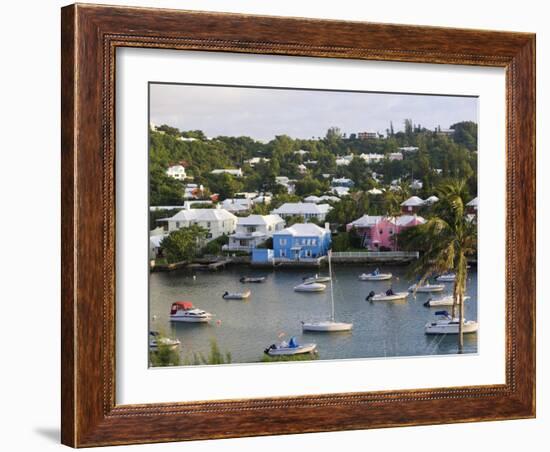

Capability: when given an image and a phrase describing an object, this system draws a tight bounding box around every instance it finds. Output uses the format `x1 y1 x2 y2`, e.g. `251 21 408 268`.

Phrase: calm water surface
149 264 478 365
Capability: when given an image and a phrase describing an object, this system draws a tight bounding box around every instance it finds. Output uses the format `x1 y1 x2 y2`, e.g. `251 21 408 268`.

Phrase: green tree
398 180 477 350
161 225 208 263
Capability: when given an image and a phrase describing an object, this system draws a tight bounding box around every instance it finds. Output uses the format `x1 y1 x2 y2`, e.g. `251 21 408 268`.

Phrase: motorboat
264 336 317 356
408 283 445 293
425 310 479 334
169 301 212 323
365 289 408 302
303 274 332 284
435 273 456 283
240 276 266 283
294 282 326 292
149 331 180 350
302 320 352 332
222 290 251 300
423 295 471 307
302 251 353 332
358 268 392 281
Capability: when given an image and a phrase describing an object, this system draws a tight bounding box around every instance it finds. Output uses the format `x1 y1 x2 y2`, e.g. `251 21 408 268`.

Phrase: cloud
150 83 477 141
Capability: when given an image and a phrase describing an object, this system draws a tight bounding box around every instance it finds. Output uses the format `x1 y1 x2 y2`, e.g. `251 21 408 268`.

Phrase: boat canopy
172 301 194 310
434 310 450 316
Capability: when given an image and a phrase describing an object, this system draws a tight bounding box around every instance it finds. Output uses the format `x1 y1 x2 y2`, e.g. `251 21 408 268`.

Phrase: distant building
335 155 354 166
347 214 426 251
157 205 237 240
359 153 384 163
211 168 243 177
297 164 308 174
410 179 424 190
367 188 384 195
275 176 295 194
388 152 403 161
244 157 270 167
166 164 187 180
178 136 197 142
331 186 350 197
357 131 379 140
400 196 425 214
271 202 331 222
331 177 354 188
220 198 254 213
272 223 332 260
226 214 285 252
183 183 204 199
293 149 309 156
399 146 419 153
436 128 454 137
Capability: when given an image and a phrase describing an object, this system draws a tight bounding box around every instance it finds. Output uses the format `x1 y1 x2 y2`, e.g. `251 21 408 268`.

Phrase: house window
280 239 287 246
379 230 383 234
312 239 317 246
207 222 211 228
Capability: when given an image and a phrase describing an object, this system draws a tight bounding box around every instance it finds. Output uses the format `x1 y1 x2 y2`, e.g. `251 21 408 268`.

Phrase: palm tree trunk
458 292 464 352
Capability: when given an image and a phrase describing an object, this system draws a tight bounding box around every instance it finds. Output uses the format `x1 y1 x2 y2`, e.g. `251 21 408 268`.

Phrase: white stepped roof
237 214 284 226
162 208 237 222
401 196 425 207
275 223 328 237
272 203 331 215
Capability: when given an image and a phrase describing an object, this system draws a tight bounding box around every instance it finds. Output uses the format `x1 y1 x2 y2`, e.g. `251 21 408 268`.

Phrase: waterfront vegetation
261 353 319 363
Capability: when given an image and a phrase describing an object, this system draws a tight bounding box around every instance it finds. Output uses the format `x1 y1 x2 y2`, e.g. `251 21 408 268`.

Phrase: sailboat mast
328 250 335 321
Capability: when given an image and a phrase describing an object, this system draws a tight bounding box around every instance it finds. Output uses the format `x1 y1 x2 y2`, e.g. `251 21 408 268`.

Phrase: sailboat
302 251 353 332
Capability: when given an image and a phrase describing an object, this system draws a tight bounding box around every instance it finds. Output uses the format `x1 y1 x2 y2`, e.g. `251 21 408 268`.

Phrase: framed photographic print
61 4 536 447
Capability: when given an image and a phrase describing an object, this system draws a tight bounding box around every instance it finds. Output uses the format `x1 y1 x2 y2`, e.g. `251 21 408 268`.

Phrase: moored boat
149 331 181 350
303 274 331 284
169 301 212 323
424 310 478 334
358 268 392 281
264 336 317 356
423 295 471 307
435 273 456 282
365 289 408 302
222 290 251 300
294 282 326 292
240 276 266 283
408 283 445 293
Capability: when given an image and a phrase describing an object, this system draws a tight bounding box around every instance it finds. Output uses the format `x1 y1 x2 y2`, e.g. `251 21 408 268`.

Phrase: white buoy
193 275 197 280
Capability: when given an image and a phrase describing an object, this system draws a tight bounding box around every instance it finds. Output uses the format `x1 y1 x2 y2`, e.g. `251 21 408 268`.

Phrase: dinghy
358 268 392 281
425 310 478 334
423 295 471 307
294 282 326 292
303 274 332 284
408 283 445 293
240 276 266 283
365 289 408 302
264 336 317 356
222 290 251 300
435 273 456 282
302 251 353 332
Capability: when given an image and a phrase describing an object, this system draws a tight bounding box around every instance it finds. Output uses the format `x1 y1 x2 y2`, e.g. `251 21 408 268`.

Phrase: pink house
347 214 426 251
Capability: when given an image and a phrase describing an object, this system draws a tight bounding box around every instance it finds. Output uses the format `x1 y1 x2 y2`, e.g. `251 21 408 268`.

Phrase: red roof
172 301 194 310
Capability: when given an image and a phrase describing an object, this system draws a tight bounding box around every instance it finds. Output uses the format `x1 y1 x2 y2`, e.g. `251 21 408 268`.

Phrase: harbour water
149 264 478 365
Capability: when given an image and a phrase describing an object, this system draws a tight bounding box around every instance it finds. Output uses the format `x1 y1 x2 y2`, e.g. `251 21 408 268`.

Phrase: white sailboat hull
294 283 326 292
425 295 471 307
302 321 353 332
425 319 478 334
368 292 408 301
170 314 211 323
409 284 445 293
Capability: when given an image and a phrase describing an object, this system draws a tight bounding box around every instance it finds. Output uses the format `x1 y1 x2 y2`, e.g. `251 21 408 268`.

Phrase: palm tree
398 180 477 350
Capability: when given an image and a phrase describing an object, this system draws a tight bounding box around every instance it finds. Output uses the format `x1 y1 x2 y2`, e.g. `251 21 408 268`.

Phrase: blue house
273 223 331 260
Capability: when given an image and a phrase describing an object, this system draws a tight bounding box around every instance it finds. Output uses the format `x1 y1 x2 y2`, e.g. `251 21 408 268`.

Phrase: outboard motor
366 290 375 301
424 298 432 307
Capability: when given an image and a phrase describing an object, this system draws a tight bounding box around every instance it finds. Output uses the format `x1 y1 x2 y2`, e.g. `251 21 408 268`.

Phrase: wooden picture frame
61 3 535 447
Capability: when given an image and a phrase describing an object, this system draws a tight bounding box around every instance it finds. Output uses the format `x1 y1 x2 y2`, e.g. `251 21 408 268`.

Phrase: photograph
148 83 479 367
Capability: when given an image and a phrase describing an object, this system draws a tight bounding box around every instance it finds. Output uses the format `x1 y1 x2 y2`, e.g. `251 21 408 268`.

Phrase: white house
297 164 308 174
388 152 403 161
158 205 238 240
331 186 350 197
359 153 385 163
183 183 204 199
410 179 424 190
211 168 243 177
335 155 353 166
275 176 296 194
220 198 254 213
293 149 309 156
399 146 419 153
244 157 270 167
271 203 331 222
226 214 285 251
178 136 197 142
166 165 187 180
401 196 425 213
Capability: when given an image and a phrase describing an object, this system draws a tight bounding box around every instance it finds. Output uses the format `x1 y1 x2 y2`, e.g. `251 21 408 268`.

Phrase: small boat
365 290 408 302
423 295 471 307
358 268 392 281
222 290 251 300
149 331 180 350
424 311 479 334
408 283 446 293
240 276 266 283
302 320 352 332
303 274 332 284
294 282 326 292
264 336 317 356
435 273 456 282
169 301 212 323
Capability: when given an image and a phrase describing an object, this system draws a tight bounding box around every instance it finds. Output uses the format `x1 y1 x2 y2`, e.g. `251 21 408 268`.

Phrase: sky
150 83 478 142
